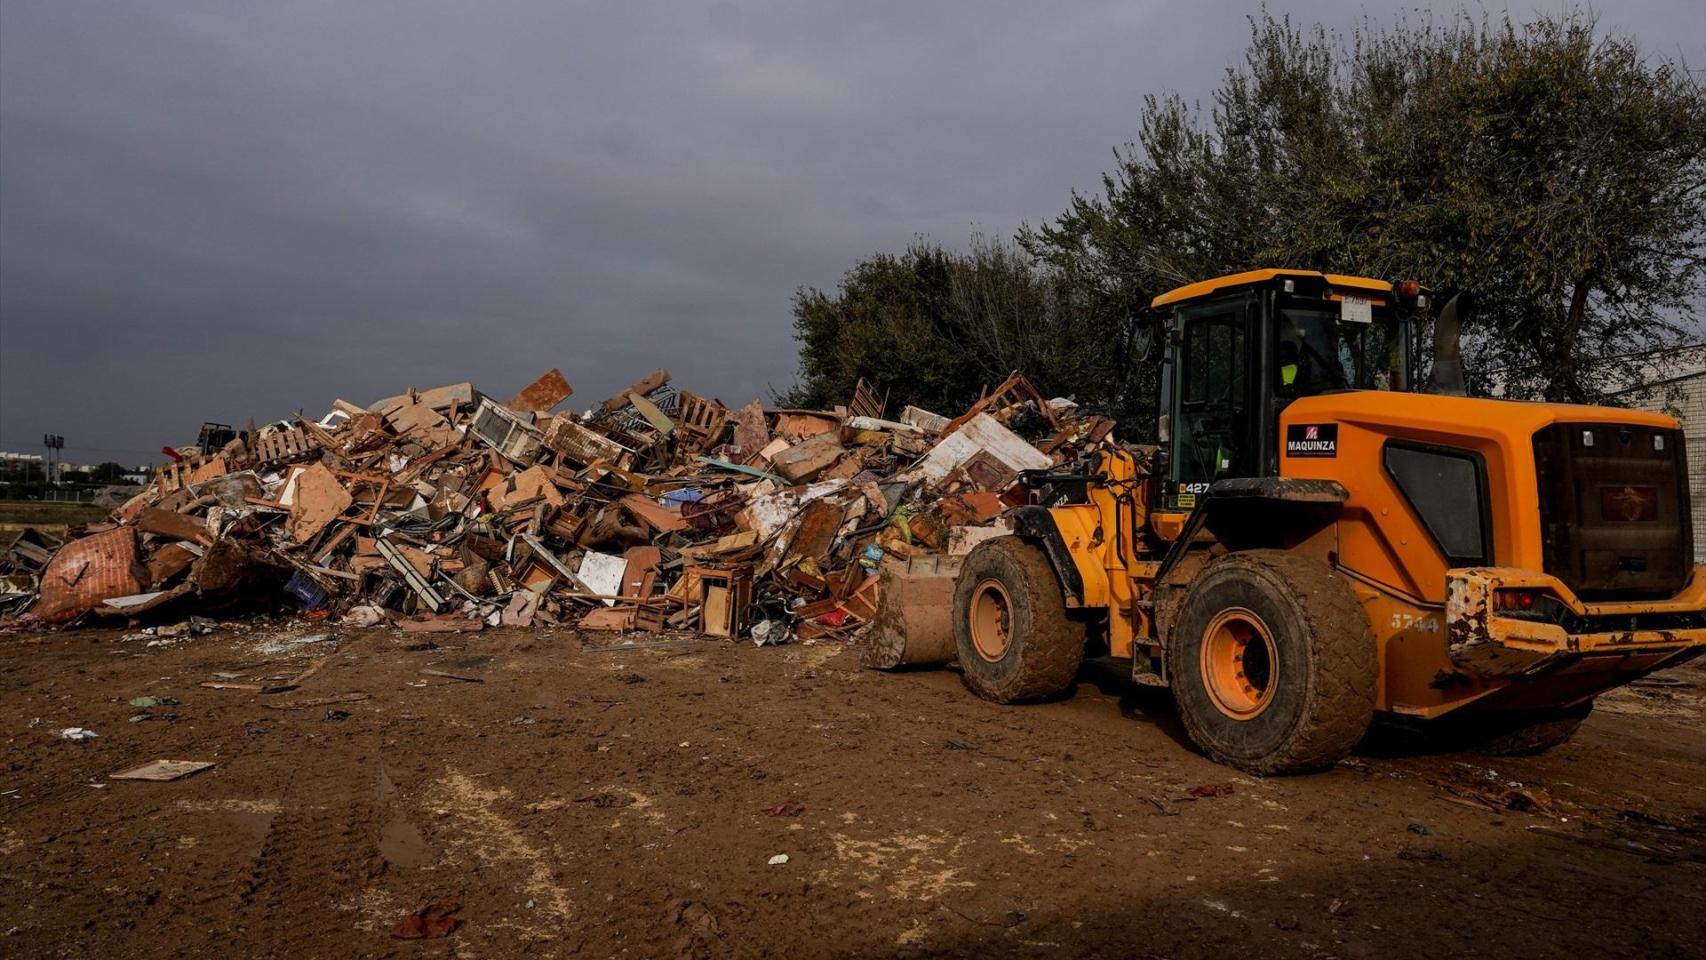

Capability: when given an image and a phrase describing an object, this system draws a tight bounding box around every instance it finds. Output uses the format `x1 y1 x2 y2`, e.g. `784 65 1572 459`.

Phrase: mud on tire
952 536 1085 703
1168 550 1376 775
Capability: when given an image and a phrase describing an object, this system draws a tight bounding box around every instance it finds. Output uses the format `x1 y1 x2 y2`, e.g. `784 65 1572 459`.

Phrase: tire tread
1171 549 1377 774
954 537 1084 702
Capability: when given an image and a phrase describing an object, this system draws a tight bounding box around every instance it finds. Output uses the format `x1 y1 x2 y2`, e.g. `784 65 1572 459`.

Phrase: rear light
1494 589 1541 612
1397 279 1422 298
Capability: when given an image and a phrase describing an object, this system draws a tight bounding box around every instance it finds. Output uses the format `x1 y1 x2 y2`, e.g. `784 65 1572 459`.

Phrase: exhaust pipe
1428 293 1468 396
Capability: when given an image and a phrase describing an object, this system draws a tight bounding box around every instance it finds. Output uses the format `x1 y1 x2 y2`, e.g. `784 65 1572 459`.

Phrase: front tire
1169 550 1376 774
952 537 1084 703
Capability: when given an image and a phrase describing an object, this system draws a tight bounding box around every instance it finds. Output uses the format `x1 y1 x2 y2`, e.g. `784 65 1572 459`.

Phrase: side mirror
1428 293 1468 396
1132 312 1157 361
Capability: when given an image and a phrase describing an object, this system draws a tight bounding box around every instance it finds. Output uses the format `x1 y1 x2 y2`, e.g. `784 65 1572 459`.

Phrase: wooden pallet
675 390 729 453
152 454 224 496
251 425 320 464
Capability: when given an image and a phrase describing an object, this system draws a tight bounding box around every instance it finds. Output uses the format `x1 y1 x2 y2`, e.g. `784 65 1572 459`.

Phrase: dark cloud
2 1 1698 464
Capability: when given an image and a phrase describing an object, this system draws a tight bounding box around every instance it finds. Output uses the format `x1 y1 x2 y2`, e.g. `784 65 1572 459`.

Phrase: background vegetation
782 12 1706 438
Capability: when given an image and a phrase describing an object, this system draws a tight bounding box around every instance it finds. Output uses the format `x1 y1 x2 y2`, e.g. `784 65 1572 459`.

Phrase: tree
791 12 1699 427
789 12 1705 430
1364 15 1706 402
91 462 133 484
780 236 1151 422
1021 12 1706 407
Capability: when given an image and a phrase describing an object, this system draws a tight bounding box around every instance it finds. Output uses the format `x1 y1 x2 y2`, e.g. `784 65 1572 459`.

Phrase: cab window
1171 305 1253 499
1274 297 1406 399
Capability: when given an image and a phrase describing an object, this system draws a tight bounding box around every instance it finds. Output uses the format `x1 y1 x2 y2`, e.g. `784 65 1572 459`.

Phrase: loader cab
1154 270 1416 511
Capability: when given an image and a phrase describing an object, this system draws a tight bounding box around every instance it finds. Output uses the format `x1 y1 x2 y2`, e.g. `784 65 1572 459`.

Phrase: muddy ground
1 624 1702 960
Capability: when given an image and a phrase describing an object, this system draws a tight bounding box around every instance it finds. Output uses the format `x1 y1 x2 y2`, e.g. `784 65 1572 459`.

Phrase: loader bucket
861 554 963 669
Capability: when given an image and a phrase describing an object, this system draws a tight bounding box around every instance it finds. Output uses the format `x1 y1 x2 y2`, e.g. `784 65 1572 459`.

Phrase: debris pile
1 368 1119 643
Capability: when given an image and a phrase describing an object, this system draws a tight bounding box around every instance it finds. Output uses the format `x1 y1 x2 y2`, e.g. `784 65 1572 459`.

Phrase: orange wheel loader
918 269 1705 774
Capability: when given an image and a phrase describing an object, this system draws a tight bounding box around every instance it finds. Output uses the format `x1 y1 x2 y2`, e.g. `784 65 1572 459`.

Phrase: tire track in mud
223 742 387 957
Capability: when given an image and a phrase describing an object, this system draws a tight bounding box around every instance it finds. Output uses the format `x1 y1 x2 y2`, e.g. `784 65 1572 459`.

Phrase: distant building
0 452 48 481
1 453 152 487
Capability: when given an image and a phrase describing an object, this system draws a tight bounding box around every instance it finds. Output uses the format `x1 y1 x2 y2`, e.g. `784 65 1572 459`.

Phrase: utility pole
42 434 64 490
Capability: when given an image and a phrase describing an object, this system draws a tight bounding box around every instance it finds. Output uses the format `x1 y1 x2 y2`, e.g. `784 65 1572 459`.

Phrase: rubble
0 367 1120 646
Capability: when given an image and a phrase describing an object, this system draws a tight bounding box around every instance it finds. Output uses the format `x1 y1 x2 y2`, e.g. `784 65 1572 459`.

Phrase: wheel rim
968 579 1013 662
1199 607 1278 720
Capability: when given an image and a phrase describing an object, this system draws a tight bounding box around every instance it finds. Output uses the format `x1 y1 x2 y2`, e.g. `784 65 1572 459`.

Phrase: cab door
1165 297 1258 510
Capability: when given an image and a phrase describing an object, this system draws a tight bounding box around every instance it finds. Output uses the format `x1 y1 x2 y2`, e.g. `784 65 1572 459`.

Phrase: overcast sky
2 1 1701 466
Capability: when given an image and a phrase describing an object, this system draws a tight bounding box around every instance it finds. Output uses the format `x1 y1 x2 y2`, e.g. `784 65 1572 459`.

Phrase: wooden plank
421 669 483 683
304 563 360 582
620 494 688 533
261 692 371 711
784 499 844 564
702 584 731 638
600 369 670 412
136 507 213 545
297 417 343 454
506 368 573 413
110 760 216 782
287 464 353 543
146 542 198 585
936 371 1059 441
627 391 676 435
580 607 637 631
770 431 843 483
621 546 661 598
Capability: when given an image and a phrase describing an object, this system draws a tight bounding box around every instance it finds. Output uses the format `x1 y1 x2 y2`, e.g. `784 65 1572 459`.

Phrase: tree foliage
778 236 1148 420
90 462 134 483
786 11 1706 431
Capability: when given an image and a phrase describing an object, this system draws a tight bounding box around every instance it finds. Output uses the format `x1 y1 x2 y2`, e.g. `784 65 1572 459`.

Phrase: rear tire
1457 702 1593 756
1168 550 1376 775
952 537 1084 703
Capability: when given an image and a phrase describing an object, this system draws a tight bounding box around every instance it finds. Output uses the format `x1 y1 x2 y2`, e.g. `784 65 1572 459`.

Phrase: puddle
227 809 276 860
377 768 431 869
380 815 430 869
